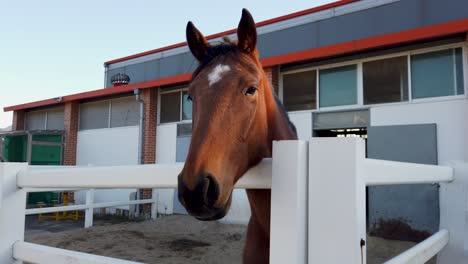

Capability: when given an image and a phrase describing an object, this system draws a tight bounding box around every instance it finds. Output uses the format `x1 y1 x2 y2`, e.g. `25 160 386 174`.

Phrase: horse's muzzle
177 172 230 220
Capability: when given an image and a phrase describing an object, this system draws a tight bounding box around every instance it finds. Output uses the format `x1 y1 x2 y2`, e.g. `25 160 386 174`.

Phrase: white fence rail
13 241 143 264
1 138 466 264
19 160 272 228
384 229 449 264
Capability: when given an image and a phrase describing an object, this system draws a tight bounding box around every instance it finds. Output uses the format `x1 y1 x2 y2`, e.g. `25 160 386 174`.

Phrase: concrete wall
465 101 468 162
75 126 139 212
155 124 177 215
368 98 467 237
289 112 313 140
219 190 251 225
370 99 467 164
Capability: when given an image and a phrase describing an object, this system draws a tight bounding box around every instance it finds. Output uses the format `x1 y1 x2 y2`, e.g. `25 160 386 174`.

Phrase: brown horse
177 9 297 263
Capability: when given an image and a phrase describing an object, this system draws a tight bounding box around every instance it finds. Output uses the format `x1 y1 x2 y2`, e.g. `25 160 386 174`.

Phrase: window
26 107 64 131
159 89 192 123
160 92 181 123
182 91 192 120
363 56 408 104
26 111 46 130
282 70 317 111
110 97 140 127
411 48 464 99
319 65 357 107
79 101 110 130
46 108 65 130
79 96 139 130
281 44 465 111
313 110 369 130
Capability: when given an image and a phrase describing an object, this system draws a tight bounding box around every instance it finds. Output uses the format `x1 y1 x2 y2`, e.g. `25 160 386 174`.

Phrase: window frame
25 106 65 131
158 87 192 125
409 45 466 103
25 109 47 130
280 68 318 111
317 62 359 109
78 100 112 131
280 42 467 114
78 95 140 131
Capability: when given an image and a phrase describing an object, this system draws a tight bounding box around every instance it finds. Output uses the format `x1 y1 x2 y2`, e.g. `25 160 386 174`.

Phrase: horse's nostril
203 174 220 207
178 172 220 211
177 173 187 207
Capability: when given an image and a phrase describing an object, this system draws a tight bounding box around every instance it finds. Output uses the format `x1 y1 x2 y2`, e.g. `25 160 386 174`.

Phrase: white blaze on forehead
208 64 231 86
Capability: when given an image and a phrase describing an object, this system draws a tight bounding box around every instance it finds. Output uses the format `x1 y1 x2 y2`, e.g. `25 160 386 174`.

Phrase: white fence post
270 140 308 264
0 163 28 264
437 161 468 264
151 189 158 220
308 138 367 264
84 189 94 228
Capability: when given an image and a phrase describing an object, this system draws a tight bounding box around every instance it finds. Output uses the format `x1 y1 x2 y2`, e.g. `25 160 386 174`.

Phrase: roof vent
111 73 130 86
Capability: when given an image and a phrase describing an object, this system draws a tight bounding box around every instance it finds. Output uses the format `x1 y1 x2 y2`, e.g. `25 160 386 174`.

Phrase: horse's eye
244 86 257 96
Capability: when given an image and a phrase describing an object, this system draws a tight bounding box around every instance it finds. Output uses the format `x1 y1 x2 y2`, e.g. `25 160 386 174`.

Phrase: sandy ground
25 215 435 264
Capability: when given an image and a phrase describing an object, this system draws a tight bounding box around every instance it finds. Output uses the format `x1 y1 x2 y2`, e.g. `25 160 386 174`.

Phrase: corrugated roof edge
103 0 359 65
5 18 468 112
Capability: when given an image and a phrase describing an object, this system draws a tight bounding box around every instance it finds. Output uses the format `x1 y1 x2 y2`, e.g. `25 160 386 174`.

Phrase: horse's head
177 9 272 220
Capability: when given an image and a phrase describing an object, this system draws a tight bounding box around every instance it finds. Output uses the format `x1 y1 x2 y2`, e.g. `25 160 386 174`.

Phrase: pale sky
0 0 335 128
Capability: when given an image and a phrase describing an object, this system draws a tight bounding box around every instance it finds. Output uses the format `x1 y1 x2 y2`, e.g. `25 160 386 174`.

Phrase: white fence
1 138 467 264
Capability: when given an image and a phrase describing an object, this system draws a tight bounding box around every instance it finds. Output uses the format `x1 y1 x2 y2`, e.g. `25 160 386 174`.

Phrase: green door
29 134 62 205
3 133 63 205
3 135 27 162
31 134 62 166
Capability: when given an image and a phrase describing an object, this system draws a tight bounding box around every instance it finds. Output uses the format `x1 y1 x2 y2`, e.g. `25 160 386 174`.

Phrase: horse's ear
186 21 209 62
237 9 257 54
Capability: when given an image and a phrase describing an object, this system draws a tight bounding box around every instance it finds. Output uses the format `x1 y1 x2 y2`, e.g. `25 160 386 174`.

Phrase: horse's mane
191 37 297 137
274 96 297 136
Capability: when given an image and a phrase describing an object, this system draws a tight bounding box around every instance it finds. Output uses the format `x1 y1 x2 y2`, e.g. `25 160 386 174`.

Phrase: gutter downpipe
134 88 145 217
103 64 109 88
134 88 145 165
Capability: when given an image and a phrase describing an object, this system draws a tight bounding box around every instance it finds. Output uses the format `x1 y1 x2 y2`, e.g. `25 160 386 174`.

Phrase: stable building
3 0 468 237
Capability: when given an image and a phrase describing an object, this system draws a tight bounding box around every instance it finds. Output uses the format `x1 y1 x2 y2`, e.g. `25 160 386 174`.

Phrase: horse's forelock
191 37 240 79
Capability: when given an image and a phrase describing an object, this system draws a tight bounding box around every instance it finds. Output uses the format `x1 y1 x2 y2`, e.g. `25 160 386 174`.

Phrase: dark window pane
319 65 357 107
411 49 461 99
282 70 316 111
455 48 464 95
177 123 192 137
363 56 408 105
313 110 369 130
160 92 181 123
182 91 192 120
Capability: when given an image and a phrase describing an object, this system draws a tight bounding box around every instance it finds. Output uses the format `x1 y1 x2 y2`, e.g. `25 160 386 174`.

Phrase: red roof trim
104 0 359 65
4 73 192 112
5 18 468 112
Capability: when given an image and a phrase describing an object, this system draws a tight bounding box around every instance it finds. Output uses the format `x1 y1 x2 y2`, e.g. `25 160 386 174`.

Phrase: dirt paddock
25 215 435 264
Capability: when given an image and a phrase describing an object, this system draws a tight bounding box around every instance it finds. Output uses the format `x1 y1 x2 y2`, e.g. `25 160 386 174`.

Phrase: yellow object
37 192 82 221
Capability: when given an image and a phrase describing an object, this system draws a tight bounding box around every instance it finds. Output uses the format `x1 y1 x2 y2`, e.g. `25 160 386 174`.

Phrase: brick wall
142 88 158 164
63 101 79 166
12 110 25 131
139 88 158 215
264 66 280 95
63 101 79 203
